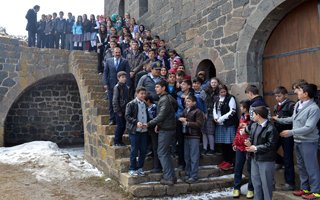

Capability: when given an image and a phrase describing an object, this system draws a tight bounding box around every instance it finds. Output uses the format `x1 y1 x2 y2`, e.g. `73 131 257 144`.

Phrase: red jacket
232 113 251 152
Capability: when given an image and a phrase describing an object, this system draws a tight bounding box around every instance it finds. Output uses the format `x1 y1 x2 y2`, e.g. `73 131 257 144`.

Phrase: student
146 80 177 185
65 12 74 50
96 24 108 74
192 77 207 114
44 14 54 48
213 84 238 171
145 95 161 173
272 86 295 191
245 85 269 122
167 72 179 99
245 106 278 200
72 15 83 50
232 100 254 198
202 78 220 155
274 83 320 199
125 87 150 176
112 71 130 146
54 11 66 49
179 95 204 183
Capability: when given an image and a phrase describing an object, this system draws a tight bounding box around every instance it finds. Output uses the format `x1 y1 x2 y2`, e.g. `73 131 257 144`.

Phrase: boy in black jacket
273 86 295 191
112 71 129 146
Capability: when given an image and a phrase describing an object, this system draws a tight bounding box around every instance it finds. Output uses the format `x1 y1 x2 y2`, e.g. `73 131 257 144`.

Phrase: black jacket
125 99 150 133
247 121 278 162
147 93 177 131
26 9 37 32
273 99 295 132
112 82 129 115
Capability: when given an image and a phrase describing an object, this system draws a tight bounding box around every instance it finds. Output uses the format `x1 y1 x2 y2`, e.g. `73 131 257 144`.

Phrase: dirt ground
0 163 130 200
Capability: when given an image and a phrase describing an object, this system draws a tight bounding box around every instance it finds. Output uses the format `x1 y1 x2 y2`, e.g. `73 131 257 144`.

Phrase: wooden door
262 0 320 109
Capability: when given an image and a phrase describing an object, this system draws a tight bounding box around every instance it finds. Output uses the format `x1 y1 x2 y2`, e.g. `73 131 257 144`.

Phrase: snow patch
0 141 103 182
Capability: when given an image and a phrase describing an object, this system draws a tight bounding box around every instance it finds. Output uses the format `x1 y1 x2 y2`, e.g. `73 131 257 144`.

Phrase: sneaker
137 168 145 176
302 193 320 199
233 189 240 198
128 170 138 177
281 183 295 191
217 161 227 168
220 162 233 170
185 177 198 184
293 189 311 196
246 190 254 199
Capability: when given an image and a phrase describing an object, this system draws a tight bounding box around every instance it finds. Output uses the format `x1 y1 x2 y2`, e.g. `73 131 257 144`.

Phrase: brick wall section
4 74 83 146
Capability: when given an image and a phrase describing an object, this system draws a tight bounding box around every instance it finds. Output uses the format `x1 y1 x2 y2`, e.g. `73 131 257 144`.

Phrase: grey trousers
251 159 275 200
157 130 176 180
295 142 320 193
184 138 200 179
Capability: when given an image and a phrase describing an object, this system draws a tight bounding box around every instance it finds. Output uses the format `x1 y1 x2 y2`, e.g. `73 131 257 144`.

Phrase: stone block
105 145 130 159
208 7 221 22
233 0 249 9
128 185 154 197
185 29 198 41
97 125 115 135
152 184 167 197
188 181 213 192
166 183 189 196
211 27 224 39
221 1 232 15
224 17 246 36
222 54 235 70
120 172 150 186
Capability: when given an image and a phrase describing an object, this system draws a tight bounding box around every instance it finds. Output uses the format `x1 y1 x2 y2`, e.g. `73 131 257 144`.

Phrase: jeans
234 150 253 190
158 130 176 180
65 33 73 50
129 132 148 170
295 142 320 193
176 122 185 166
184 138 200 179
114 114 126 144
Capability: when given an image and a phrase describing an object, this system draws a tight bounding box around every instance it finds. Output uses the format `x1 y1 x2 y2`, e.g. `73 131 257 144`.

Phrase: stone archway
236 0 308 87
4 74 84 147
196 59 216 80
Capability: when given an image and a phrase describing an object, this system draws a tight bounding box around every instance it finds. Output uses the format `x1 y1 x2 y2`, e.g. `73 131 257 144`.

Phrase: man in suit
104 47 131 125
26 5 40 47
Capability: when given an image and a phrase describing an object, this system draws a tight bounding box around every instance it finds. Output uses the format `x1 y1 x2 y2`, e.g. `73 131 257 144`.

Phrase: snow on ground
0 141 103 182
146 188 233 200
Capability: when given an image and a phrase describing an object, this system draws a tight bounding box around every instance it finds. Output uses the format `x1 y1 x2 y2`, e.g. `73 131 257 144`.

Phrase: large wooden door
263 0 320 109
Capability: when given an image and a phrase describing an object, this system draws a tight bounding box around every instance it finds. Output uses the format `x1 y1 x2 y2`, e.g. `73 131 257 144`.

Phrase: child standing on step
179 95 204 183
125 87 150 176
112 71 129 146
232 100 254 198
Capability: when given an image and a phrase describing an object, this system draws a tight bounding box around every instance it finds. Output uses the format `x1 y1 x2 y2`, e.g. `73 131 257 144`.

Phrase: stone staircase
68 51 240 197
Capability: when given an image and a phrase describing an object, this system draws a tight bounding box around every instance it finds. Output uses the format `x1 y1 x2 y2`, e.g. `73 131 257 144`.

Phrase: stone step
86 85 105 93
77 68 97 75
105 145 131 159
80 73 102 80
127 174 234 197
105 134 130 146
116 154 223 173
88 91 106 100
81 79 103 87
97 125 116 135
90 99 108 108
89 107 108 116
96 115 110 126
120 165 233 186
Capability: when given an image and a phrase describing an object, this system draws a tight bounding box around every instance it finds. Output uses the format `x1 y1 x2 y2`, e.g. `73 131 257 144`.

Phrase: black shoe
206 150 215 155
109 120 116 125
160 178 174 186
185 177 198 184
281 183 295 191
177 165 185 170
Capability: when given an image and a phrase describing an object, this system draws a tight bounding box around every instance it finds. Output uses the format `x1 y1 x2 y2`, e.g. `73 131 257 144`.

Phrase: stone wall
4 74 83 147
104 0 307 99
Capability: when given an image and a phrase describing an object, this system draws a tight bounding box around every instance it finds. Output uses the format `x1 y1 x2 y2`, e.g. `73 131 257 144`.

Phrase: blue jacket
72 23 83 35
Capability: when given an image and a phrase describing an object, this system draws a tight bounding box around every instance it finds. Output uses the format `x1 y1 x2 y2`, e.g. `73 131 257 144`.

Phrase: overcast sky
0 0 104 36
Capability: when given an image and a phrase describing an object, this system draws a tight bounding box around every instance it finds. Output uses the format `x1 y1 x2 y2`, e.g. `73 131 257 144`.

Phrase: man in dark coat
26 5 40 47
104 47 131 125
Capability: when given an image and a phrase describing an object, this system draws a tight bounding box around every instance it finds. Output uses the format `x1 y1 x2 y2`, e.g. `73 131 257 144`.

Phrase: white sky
0 0 104 36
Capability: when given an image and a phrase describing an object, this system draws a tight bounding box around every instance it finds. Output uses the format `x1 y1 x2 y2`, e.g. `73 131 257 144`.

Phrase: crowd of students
25 5 320 200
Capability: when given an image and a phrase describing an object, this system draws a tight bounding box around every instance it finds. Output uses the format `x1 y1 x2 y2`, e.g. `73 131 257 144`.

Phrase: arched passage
196 59 216 79
4 74 84 147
